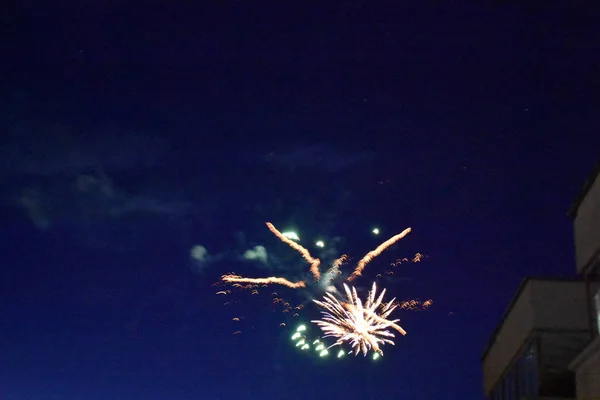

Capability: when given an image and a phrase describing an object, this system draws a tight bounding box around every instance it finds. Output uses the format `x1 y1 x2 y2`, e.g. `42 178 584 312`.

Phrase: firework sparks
218 222 429 361
222 274 306 289
348 227 412 281
389 298 434 311
311 282 406 356
321 254 349 288
221 223 413 291
219 224 315 292
332 254 349 269
266 222 322 281
391 253 426 267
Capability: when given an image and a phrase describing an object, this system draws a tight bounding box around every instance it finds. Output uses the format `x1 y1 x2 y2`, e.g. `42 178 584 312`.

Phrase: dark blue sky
1 3 599 399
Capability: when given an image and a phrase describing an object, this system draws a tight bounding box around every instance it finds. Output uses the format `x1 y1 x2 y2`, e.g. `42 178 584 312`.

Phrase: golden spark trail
322 254 348 283
390 299 434 311
221 274 306 289
332 254 348 269
348 227 412 281
266 222 322 281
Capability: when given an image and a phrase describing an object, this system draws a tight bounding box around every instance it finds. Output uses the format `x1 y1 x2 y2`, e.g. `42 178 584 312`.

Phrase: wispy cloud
262 144 375 173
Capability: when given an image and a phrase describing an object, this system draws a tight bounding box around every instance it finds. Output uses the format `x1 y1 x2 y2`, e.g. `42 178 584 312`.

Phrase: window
520 341 539 398
492 341 539 400
506 369 515 400
517 355 526 398
489 340 541 400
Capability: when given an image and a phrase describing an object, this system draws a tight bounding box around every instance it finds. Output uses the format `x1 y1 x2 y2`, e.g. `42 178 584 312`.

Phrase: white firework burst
311 282 407 356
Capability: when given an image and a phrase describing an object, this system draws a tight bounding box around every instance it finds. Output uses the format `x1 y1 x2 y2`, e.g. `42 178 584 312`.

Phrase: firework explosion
217 221 430 358
220 222 411 288
312 282 405 356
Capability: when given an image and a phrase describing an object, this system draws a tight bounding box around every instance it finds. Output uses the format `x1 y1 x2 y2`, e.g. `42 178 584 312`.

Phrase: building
481 162 600 400
568 162 600 400
481 278 598 399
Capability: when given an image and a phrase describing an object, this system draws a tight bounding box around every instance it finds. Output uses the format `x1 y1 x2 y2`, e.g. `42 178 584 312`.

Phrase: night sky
1 3 600 400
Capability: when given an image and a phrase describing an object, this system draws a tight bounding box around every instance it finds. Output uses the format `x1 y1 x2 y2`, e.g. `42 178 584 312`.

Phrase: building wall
483 280 594 395
574 171 600 275
483 283 534 394
595 290 600 333
573 284 600 399
572 336 600 400
531 280 597 330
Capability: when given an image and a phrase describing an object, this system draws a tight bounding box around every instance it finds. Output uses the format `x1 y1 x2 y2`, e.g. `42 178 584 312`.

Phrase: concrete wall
483 280 593 395
531 280 597 330
483 282 534 394
595 290 600 333
572 336 600 400
574 171 600 275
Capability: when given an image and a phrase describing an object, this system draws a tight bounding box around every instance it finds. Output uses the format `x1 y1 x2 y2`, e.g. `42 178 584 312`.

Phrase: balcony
482 278 599 399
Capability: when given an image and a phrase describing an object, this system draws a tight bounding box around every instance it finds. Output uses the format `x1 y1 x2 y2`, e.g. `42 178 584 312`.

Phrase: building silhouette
482 162 600 400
